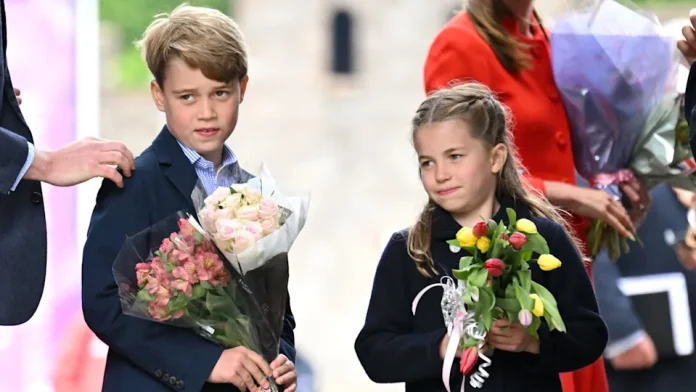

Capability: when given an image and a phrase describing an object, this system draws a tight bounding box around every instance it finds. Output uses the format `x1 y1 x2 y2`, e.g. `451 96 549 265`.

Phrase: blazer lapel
152 126 198 212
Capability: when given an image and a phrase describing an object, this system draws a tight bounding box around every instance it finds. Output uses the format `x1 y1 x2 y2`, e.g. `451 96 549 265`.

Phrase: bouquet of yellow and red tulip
445 209 566 384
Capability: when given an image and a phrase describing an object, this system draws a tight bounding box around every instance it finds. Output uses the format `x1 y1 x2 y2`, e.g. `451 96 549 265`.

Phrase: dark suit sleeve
354 234 447 383
515 222 609 373
686 60 696 157
592 252 644 354
82 176 224 392
279 294 296 362
0 127 29 194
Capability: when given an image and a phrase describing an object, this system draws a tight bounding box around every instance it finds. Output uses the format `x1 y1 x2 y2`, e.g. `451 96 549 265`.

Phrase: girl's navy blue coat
354 197 608 392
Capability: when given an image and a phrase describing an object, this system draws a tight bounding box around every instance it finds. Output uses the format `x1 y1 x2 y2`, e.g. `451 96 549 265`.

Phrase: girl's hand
270 354 297 392
439 333 462 359
545 181 635 239
487 319 539 354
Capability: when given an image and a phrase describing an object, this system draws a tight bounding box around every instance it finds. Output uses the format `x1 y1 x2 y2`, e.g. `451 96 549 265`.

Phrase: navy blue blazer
0 0 47 326
82 127 296 392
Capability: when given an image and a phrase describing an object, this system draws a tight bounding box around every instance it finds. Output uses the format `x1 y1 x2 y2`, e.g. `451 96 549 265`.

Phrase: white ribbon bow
412 277 493 391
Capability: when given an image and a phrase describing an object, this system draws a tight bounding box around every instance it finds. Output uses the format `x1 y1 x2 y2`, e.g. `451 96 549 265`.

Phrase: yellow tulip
530 294 544 317
515 219 538 234
538 254 562 271
476 236 491 253
456 227 478 247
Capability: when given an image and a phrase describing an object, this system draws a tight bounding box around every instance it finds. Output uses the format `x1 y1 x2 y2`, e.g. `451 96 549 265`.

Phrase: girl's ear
490 143 508 175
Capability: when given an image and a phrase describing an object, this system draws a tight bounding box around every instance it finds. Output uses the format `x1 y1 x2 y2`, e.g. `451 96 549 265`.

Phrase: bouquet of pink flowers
114 212 274 351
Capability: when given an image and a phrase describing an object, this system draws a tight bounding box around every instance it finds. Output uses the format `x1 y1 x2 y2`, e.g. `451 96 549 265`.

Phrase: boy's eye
215 90 230 97
449 154 463 160
180 94 193 101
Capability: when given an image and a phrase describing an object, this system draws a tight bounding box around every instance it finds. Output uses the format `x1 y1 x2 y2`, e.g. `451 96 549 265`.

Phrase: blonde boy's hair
135 3 248 87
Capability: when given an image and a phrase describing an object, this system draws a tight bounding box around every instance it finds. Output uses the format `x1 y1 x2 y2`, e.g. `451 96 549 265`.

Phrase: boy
82 5 297 392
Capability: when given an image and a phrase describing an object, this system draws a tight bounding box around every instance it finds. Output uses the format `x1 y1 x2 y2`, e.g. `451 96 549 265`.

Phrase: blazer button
30 192 42 205
162 373 170 381
154 369 162 378
169 376 177 385
176 380 185 389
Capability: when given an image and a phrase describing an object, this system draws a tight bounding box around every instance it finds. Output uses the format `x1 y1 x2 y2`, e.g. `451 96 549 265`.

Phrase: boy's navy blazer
82 127 296 392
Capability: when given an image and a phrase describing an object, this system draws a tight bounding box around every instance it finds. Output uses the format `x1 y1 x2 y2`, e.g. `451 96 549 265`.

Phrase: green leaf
478 286 496 312
530 281 558 307
192 284 207 299
136 289 153 303
167 293 189 312
539 297 567 333
482 310 493 330
521 233 550 255
200 281 213 290
453 264 479 281
496 297 522 313
505 283 516 299
520 250 534 263
165 263 175 273
506 208 517 226
446 239 461 248
515 285 534 310
517 270 532 292
468 268 489 288
526 316 541 339
462 336 479 349
459 256 473 269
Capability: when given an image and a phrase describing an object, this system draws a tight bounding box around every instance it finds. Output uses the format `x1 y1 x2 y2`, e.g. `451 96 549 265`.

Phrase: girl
423 3 649 390
354 83 607 392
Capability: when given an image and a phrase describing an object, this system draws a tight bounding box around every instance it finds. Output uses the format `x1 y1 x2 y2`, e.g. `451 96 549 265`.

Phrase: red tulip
509 232 527 250
460 347 479 375
484 258 504 277
473 221 488 238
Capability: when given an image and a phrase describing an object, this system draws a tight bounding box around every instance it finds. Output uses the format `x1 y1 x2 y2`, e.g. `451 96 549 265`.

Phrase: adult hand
439 333 462 359
24 137 135 188
208 347 272 391
619 179 651 226
677 10 696 65
14 88 21 105
270 354 297 392
545 181 635 239
609 335 658 370
675 240 696 271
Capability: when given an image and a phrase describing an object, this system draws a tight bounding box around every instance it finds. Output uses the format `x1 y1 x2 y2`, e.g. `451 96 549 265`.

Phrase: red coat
423 12 607 392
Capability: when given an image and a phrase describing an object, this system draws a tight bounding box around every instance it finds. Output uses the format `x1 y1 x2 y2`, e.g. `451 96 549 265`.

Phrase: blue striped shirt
177 141 239 196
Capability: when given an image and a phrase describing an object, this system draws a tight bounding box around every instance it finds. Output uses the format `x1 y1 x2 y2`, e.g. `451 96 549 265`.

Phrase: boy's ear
239 75 249 103
490 143 508 175
150 80 165 112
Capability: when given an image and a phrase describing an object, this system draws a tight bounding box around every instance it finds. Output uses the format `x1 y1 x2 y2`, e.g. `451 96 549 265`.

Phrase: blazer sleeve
423 28 546 196
0 127 29 194
592 252 645 356
514 221 608 373
82 175 224 392
354 233 447 383
279 294 296 362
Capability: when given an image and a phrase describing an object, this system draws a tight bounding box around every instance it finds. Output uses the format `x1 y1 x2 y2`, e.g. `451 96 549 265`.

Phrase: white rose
215 219 241 241
260 218 279 235
204 187 232 206
257 198 279 220
235 205 259 221
232 229 256 253
245 221 264 240
243 187 263 205
221 193 242 209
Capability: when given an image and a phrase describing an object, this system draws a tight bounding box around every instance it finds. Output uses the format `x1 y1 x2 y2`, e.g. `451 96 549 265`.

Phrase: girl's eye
420 160 433 168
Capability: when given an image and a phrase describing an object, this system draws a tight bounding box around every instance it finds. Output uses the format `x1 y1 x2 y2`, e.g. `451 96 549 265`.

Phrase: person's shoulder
529 216 566 241
96 146 160 200
431 11 490 52
380 229 411 257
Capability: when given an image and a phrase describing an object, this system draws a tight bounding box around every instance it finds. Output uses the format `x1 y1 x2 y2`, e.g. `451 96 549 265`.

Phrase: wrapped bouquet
412 210 565 391
551 0 696 260
113 164 310 392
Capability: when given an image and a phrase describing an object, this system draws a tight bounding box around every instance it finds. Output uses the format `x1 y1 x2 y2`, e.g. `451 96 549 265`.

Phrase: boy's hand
270 354 297 392
208 347 272 391
487 319 539 354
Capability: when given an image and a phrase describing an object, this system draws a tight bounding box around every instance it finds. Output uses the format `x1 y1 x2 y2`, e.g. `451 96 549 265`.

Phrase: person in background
423 1 651 391
593 184 696 391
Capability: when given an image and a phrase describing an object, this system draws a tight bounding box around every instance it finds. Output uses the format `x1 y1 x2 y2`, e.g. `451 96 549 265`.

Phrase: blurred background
0 0 693 391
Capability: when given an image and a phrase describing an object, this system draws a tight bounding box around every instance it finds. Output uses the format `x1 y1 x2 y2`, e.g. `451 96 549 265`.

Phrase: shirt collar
177 141 237 170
